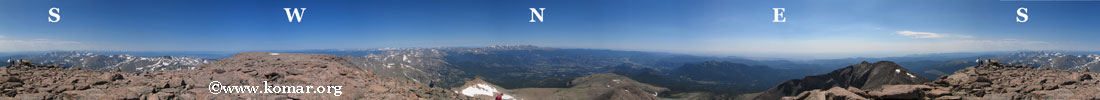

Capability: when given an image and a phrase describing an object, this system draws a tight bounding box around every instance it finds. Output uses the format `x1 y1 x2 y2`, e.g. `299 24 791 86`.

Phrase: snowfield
460 84 515 100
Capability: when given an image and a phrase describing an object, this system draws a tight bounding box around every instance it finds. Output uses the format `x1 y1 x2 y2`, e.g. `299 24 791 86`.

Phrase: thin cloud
896 31 972 38
951 39 1047 46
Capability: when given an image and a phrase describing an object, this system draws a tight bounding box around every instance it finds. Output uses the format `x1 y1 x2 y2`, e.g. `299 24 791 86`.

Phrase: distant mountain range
1 51 211 72
992 51 1100 72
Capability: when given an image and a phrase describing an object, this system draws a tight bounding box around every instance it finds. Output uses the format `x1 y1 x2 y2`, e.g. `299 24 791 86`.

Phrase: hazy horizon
2 45 1092 60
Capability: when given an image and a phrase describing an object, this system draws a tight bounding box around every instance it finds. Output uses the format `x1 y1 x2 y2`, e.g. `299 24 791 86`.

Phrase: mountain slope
455 73 667 100
751 61 930 100
672 61 807 86
782 61 1100 100
338 48 472 88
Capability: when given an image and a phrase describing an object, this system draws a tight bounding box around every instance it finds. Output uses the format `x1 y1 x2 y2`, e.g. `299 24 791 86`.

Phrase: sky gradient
1 0 1099 59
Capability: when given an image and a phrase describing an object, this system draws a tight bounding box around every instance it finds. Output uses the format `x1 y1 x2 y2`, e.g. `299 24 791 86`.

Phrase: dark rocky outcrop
783 60 1100 100
753 61 930 100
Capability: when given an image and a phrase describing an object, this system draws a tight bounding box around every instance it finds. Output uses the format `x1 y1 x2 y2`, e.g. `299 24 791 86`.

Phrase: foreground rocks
782 62 1100 100
0 52 472 100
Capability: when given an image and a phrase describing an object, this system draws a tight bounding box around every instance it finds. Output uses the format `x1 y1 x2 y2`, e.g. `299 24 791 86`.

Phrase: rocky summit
0 52 472 100
782 61 1100 100
750 61 930 100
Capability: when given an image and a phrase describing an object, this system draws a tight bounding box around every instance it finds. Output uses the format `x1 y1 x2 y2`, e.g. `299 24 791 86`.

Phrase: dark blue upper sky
1 0 1098 59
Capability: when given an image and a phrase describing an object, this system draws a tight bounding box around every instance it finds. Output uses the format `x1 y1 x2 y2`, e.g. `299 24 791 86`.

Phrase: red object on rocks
496 93 503 100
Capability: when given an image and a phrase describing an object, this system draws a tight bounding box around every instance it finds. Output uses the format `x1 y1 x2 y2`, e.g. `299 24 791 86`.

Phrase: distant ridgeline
1 51 211 72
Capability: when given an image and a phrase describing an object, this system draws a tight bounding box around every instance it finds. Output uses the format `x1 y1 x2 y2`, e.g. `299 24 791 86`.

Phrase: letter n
530 8 546 22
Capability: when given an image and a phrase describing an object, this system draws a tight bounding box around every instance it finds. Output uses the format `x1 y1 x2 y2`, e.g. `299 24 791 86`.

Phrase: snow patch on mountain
14 51 209 72
460 84 514 100
996 51 1100 72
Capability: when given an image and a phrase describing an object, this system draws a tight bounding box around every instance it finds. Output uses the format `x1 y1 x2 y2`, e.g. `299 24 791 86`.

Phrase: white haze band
208 81 344 96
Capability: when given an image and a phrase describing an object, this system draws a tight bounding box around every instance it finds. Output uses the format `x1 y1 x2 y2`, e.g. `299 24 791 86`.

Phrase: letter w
284 8 307 22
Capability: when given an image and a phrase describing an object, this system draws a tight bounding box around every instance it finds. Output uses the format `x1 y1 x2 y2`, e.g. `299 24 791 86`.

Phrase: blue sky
0 0 1098 59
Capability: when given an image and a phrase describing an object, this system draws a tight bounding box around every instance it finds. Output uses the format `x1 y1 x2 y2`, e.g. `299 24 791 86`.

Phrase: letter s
1016 7 1028 23
48 8 61 23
